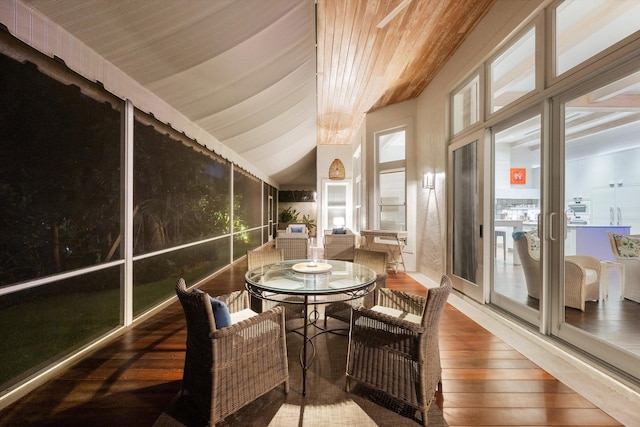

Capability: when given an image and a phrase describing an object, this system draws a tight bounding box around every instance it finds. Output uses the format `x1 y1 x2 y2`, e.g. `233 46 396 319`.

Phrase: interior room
1 0 639 426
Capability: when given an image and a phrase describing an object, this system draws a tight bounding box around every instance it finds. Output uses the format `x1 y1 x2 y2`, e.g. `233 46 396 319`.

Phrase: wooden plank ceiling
316 0 495 146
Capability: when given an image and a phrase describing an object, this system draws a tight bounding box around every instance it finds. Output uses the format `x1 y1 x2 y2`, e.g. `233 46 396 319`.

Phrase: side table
599 260 625 301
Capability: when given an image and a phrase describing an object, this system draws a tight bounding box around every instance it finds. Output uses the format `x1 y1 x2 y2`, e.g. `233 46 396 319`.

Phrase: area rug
153 318 448 427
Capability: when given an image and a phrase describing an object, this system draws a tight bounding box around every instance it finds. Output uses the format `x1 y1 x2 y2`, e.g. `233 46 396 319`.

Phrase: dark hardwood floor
0 257 624 426
494 254 640 355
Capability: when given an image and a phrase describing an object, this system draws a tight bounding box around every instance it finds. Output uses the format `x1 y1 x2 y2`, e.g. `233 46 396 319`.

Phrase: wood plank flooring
495 253 640 355
0 259 623 426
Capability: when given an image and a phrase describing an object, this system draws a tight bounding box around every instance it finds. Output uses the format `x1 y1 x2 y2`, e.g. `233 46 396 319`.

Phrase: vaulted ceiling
21 0 495 187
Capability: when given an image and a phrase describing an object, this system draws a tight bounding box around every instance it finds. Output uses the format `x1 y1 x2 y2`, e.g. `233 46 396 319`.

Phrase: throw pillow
290 226 304 233
209 296 232 328
512 231 526 240
612 234 640 258
332 227 346 234
526 230 540 257
192 289 232 328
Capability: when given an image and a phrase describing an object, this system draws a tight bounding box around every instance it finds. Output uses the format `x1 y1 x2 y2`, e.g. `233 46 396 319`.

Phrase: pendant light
329 158 345 180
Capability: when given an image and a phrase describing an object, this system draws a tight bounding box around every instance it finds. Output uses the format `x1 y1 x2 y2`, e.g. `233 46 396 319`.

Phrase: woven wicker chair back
421 274 452 327
174 279 215 419
354 248 388 275
247 248 284 270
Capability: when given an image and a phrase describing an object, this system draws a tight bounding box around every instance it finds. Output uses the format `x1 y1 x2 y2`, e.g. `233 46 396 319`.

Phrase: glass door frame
488 107 546 328
550 63 640 379
447 129 487 302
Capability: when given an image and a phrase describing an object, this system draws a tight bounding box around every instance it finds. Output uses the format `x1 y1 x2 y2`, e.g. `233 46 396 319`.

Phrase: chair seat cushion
585 268 598 285
371 305 421 324
230 308 259 324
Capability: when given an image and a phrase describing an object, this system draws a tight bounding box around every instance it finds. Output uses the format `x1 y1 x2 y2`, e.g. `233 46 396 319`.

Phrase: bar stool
495 229 507 259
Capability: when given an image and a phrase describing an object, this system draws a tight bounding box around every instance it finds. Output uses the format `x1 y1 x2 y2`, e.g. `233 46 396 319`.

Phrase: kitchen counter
572 225 631 260
568 224 629 228
496 222 630 262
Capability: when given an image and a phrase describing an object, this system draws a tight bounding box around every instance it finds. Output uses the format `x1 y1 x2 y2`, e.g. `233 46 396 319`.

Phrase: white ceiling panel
198 60 315 141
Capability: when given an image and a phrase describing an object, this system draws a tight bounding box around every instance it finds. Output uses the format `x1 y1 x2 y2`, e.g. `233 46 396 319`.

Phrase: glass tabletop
245 259 376 296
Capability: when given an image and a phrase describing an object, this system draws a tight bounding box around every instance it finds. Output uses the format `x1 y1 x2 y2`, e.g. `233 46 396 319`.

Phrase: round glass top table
245 259 377 396
245 259 377 300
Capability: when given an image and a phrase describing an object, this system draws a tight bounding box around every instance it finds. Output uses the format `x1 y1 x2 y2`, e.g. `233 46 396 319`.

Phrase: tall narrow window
353 146 362 232
323 181 351 232
379 171 406 231
376 129 406 230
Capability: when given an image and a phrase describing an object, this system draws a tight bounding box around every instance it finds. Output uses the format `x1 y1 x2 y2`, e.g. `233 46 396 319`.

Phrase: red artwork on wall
510 168 526 185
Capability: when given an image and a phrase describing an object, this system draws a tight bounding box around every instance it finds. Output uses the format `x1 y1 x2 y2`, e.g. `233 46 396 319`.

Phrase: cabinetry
591 186 640 233
567 150 640 196
567 148 640 233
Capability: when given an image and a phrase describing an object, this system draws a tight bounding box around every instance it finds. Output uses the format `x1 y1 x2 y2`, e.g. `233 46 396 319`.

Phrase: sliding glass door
552 66 640 379
490 112 542 327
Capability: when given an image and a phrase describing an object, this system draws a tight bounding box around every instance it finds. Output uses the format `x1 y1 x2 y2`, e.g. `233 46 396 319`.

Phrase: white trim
123 100 134 326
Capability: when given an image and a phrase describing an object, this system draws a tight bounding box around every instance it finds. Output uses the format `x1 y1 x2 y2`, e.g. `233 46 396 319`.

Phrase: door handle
617 207 622 225
610 207 614 225
549 212 556 241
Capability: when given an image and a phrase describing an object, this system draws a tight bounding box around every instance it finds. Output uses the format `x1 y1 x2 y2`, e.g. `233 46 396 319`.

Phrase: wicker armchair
324 248 388 326
323 228 356 260
175 279 289 426
247 248 284 270
346 275 452 427
276 233 309 260
246 248 304 320
513 231 600 311
354 248 389 294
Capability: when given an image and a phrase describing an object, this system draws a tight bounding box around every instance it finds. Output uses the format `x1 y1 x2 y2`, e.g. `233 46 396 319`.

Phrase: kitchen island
568 225 631 261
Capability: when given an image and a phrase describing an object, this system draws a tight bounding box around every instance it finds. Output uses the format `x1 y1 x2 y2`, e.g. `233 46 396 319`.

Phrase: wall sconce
423 172 435 189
